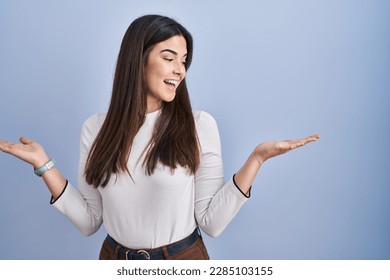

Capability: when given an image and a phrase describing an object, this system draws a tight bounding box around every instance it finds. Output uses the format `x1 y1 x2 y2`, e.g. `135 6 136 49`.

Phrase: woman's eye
164 58 173 62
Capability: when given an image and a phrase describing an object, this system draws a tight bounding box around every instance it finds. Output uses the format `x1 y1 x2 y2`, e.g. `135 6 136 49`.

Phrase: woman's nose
173 61 185 78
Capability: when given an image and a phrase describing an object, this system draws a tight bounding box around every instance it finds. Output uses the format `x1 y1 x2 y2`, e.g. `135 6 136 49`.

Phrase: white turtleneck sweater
52 110 250 249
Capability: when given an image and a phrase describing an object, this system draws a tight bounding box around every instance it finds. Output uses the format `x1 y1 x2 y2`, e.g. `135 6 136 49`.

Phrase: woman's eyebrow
160 49 187 57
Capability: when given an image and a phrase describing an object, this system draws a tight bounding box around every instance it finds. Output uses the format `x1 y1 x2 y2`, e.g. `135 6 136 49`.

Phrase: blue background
1 0 389 259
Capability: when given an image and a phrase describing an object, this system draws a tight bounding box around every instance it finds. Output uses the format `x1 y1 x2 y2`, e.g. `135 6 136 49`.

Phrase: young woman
0 15 319 260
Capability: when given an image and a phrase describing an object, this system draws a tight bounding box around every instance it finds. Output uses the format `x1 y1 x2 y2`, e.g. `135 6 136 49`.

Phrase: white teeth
164 79 178 86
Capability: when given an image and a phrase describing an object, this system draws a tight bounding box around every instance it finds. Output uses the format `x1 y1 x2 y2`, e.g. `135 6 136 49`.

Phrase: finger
291 135 320 148
290 141 306 149
19 137 33 145
307 134 320 141
290 135 319 146
0 140 13 147
304 134 320 144
283 139 313 150
278 141 302 152
285 134 320 143
0 141 15 153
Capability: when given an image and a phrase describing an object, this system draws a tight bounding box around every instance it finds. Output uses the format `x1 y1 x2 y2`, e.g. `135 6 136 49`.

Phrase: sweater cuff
232 174 251 198
50 180 68 205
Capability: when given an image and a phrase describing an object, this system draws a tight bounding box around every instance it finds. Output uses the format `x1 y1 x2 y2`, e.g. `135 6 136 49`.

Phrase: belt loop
197 227 202 238
114 244 121 259
161 246 171 260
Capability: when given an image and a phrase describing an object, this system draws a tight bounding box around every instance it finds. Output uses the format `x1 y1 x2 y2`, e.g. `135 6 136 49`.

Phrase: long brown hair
84 15 199 187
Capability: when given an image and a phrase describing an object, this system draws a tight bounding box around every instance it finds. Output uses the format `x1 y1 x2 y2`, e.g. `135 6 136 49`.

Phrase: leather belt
105 227 200 260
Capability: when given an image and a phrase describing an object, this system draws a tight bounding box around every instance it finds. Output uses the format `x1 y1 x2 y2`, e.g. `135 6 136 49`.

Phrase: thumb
19 137 33 145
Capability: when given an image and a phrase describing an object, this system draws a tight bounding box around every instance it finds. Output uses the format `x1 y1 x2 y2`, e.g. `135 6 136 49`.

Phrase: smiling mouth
163 79 179 88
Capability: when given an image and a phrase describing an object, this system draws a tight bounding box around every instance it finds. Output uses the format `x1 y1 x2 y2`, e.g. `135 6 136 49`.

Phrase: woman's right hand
0 137 50 169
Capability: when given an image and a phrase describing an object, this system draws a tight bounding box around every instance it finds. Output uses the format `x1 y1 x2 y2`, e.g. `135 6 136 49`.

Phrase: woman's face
144 35 187 113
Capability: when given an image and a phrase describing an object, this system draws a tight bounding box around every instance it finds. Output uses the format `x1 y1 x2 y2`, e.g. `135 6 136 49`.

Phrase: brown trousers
99 235 210 260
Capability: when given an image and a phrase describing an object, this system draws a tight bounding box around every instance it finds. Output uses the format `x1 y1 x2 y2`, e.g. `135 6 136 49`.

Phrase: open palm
253 134 320 164
0 137 49 168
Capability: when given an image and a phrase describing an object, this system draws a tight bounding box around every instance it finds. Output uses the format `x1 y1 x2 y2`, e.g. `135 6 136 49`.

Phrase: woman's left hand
252 134 320 164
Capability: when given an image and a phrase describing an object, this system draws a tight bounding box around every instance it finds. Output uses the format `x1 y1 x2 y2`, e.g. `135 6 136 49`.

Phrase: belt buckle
137 249 151 260
125 249 151 260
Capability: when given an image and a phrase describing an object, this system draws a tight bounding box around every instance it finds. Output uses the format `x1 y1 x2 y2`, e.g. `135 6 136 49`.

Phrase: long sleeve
51 114 104 236
50 111 250 247
194 111 250 237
